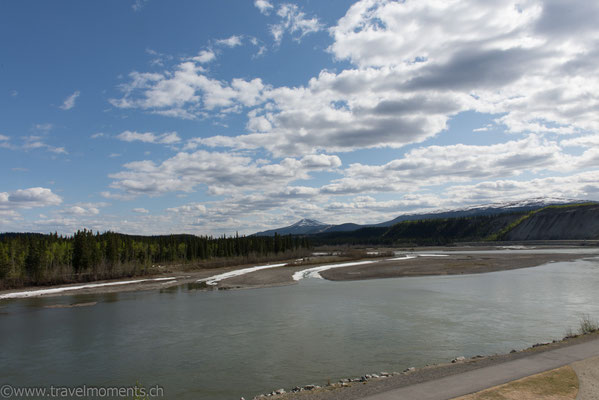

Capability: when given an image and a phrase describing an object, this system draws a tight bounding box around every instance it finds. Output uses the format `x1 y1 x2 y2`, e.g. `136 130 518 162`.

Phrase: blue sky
1 0 599 235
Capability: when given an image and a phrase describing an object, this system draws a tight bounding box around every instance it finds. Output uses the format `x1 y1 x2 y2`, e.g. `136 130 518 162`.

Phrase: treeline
0 230 311 289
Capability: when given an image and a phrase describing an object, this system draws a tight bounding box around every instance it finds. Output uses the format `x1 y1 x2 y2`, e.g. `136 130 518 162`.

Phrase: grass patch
453 366 578 400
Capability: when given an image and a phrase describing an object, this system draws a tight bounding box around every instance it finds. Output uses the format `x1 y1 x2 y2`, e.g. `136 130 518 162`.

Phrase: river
1 250 599 399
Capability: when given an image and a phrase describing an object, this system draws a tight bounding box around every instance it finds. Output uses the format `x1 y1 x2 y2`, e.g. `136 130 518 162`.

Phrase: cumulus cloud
0 187 62 210
132 207 149 214
60 202 107 217
215 35 243 47
116 130 181 145
110 62 267 119
444 171 599 205
108 150 341 197
561 134 599 148
300 154 342 169
255 0 273 15
167 203 206 215
321 135 570 195
330 0 599 135
186 0 599 156
193 50 216 63
60 91 80 110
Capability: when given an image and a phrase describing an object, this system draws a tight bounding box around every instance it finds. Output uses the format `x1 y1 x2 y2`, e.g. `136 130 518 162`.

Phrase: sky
1 0 599 236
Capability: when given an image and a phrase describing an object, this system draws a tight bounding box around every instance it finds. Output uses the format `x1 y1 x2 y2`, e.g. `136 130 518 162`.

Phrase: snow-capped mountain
253 198 595 236
368 197 590 228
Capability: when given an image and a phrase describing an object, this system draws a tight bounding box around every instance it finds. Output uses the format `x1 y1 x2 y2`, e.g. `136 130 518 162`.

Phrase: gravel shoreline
250 332 599 400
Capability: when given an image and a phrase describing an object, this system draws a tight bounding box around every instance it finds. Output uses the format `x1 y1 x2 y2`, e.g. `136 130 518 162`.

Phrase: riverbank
0 246 595 299
251 331 599 400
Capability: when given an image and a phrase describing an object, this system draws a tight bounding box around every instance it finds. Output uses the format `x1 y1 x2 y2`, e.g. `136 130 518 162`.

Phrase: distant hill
368 198 584 228
254 218 332 236
310 203 599 246
505 203 599 241
254 198 591 237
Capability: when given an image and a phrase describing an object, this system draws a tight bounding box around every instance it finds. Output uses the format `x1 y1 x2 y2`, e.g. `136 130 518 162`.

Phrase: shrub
578 314 599 335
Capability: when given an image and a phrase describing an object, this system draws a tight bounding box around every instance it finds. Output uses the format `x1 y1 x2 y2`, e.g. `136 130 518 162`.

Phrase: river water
1 250 599 399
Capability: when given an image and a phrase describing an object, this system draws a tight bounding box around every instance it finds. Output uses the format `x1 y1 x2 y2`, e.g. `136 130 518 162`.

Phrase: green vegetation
312 203 599 246
485 211 538 241
486 203 597 241
383 214 521 245
0 231 310 289
578 314 599 335
312 213 524 246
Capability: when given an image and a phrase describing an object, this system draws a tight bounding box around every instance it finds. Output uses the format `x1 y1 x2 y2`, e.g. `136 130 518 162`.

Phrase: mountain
370 198 585 228
253 198 595 237
254 218 332 236
316 198 588 233
311 203 599 246
505 203 599 240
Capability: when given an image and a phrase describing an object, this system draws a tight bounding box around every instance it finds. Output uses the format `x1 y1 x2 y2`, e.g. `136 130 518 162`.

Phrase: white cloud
108 150 340 197
91 132 105 139
0 187 62 210
110 62 268 118
216 35 243 48
193 50 216 63
60 90 80 110
444 171 599 205
327 0 599 136
61 203 106 216
561 134 599 148
173 0 599 158
270 3 323 44
116 130 181 144
167 203 206 215
2 126 67 154
321 135 569 195
22 135 67 154
255 0 273 15
100 191 135 201
300 154 342 169
132 207 149 214
197 76 468 156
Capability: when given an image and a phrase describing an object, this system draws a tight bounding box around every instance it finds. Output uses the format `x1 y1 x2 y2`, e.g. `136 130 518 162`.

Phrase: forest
0 230 311 289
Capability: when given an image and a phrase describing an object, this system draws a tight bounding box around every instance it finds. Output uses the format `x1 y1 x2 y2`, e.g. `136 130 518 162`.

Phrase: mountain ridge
253 198 594 237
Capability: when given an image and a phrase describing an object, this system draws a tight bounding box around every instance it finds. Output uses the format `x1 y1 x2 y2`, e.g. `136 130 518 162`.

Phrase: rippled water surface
1 250 599 399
